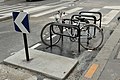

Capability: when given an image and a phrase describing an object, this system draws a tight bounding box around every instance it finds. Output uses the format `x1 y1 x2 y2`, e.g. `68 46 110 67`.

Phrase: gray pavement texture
4 48 78 80
80 22 120 80
0 64 37 80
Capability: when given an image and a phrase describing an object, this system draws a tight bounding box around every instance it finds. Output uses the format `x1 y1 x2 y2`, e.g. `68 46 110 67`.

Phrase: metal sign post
13 11 30 61
23 33 29 61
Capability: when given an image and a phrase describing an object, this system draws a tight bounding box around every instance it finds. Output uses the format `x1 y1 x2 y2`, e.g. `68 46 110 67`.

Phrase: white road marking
49 7 83 19
0 31 12 34
103 6 120 9
0 2 69 16
81 8 100 15
24 6 52 14
66 7 83 14
102 10 120 25
80 8 101 21
0 5 33 14
45 29 66 41
89 8 101 12
31 7 67 17
30 43 41 49
46 34 57 40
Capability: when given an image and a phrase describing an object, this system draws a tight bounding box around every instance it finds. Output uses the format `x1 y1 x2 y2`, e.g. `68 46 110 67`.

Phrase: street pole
23 33 30 61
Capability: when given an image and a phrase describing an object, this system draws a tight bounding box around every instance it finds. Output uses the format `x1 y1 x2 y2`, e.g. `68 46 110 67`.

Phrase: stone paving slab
0 64 37 80
4 48 78 80
98 61 120 80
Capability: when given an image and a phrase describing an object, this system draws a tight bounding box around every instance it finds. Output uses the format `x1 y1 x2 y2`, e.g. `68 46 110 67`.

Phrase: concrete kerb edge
3 48 79 80
3 61 40 80
0 16 12 21
80 23 120 80
3 58 78 80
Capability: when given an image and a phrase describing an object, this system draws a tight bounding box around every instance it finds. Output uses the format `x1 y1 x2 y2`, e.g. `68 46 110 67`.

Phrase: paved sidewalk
4 48 78 80
80 22 120 80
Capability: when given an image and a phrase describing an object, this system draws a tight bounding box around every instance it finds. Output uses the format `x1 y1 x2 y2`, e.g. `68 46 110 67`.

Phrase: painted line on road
81 8 100 15
80 8 101 22
45 28 66 41
0 2 69 18
84 64 99 78
103 6 120 10
65 7 83 14
0 5 33 14
31 7 67 17
24 6 52 14
49 7 83 19
30 43 41 49
102 10 120 25
0 31 12 34
46 34 57 40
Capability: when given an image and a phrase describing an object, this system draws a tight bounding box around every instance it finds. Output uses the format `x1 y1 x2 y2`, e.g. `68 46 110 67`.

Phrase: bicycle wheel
69 28 78 42
80 24 104 50
41 22 61 46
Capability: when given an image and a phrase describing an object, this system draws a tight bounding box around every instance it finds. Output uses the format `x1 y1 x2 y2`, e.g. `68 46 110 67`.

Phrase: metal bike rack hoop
49 22 81 53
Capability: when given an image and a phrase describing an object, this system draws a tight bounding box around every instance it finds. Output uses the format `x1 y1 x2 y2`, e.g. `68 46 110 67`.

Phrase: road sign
13 12 30 33
13 11 30 61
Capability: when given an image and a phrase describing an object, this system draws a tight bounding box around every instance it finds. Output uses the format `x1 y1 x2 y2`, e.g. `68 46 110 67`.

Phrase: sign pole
13 10 30 61
23 33 30 61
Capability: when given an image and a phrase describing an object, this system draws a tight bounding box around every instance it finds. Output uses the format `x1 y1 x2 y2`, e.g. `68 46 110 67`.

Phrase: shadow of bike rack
49 22 81 53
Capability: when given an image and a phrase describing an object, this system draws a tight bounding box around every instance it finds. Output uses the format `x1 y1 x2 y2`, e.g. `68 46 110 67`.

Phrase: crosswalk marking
81 8 100 15
31 7 67 17
89 8 101 12
30 43 41 49
102 10 120 25
103 6 120 9
0 5 33 12
24 6 52 14
49 7 83 19
0 3 120 26
66 7 83 14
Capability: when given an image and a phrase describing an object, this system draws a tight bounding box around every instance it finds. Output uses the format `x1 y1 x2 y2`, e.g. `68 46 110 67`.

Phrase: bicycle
40 11 65 46
40 11 104 50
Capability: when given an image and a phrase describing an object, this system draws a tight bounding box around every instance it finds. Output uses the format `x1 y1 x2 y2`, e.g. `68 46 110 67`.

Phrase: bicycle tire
69 28 78 42
41 22 61 46
80 24 104 50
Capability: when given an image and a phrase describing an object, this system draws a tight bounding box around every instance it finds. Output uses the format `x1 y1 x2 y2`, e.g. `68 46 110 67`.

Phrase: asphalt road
1 0 120 80
0 0 120 62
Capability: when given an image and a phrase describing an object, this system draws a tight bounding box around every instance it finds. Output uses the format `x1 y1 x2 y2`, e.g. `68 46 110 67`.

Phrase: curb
0 64 37 80
0 15 11 21
80 23 120 80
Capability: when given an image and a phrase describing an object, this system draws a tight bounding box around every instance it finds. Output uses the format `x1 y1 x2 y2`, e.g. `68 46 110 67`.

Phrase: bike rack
71 14 97 24
79 11 102 28
70 14 98 38
49 22 81 53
